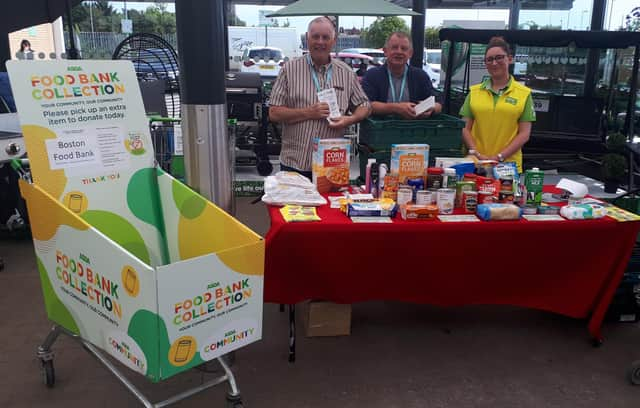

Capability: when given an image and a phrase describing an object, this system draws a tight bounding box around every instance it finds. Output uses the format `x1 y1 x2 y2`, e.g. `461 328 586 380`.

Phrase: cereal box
390 144 429 183
312 138 351 193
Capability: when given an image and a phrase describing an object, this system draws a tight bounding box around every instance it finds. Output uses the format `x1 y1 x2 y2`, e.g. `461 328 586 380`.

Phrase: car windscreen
248 49 283 61
427 52 441 64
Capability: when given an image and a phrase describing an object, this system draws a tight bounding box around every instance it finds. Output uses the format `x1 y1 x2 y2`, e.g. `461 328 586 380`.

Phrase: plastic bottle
370 162 379 198
525 167 544 206
515 177 527 207
378 163 388 196
364 158 376 194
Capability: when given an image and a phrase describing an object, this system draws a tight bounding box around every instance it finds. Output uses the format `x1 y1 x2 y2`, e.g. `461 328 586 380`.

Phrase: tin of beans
462 191 478 213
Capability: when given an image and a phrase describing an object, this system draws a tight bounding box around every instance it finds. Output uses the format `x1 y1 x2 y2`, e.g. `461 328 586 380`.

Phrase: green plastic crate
356 144 463 181
359 114 465 152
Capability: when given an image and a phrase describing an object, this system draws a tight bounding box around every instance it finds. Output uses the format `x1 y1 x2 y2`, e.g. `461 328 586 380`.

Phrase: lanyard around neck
307 54 333 93
387 65 408 103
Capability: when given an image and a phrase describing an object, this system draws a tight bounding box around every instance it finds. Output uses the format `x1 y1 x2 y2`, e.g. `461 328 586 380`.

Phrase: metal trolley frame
36 325 244 408
9 157 246 408
149 116 180 174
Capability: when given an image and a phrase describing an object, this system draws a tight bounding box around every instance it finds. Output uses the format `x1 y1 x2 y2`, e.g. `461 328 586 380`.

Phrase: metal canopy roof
265 0 420 17
439 28 640 48
230 0 573 10
119 0 573 11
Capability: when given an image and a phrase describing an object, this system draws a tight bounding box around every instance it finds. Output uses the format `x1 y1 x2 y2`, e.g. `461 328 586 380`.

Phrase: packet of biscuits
312 138 351 193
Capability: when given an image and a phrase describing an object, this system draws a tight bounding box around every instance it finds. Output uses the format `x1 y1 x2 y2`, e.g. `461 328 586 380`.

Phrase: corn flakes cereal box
312 138 351 194
390 144 429 183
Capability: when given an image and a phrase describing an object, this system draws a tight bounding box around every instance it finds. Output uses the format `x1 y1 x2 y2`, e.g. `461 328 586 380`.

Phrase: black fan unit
112 33 180 118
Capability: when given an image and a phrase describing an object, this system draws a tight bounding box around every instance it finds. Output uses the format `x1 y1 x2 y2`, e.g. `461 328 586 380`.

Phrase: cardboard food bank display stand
7 60 263 407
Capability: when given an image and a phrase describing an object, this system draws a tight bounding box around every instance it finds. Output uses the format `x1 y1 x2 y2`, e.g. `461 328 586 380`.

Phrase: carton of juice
390 144 429 183
312 138 351 193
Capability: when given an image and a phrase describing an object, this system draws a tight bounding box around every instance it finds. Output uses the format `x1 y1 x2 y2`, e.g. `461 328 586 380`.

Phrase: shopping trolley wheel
256 160 273 176
628 361 640 385
41 360 55 388
226 393 243 408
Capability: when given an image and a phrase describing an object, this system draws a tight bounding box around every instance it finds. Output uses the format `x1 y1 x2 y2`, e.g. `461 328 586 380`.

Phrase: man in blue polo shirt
361 32 442 119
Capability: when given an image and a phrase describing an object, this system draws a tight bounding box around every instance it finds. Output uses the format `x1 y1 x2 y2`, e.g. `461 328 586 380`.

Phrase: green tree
424 26 440 49
362 16 409 48
129 9 155 33
70 2 90 31
228 7 246 26
144 2 176 35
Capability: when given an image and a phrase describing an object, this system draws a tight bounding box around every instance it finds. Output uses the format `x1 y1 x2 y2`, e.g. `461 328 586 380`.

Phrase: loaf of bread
476 203 522 221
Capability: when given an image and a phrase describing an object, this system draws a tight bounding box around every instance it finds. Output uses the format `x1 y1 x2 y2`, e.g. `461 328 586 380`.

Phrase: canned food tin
522 205 537 215
455 181 475 207
416 190 433 206
499 191 514 203
437 188 456 214
463 173 477 182
462 191 478 213
397 187 413 206
499 176 514 192
478 190 496 204
427 188 439 204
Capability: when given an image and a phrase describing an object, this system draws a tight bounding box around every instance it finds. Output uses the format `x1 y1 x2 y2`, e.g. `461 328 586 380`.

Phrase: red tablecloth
264 188 640 340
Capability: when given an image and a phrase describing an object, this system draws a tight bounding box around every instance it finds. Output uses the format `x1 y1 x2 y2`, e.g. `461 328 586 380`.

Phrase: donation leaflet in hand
317 88 341 120
414 96 435 116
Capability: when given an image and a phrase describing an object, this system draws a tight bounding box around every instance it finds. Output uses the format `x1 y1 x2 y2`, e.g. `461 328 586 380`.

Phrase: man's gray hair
307 16 337 39
384 31 413 49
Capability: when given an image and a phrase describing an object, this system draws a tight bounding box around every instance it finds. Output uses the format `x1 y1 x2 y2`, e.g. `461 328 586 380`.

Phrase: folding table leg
288 304 296 363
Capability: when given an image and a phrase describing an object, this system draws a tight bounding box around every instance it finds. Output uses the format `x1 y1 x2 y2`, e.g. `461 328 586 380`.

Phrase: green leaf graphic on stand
127 168 164 228
36 257 80 335
81 210 151 264
128 310 204 382
172 179 206 219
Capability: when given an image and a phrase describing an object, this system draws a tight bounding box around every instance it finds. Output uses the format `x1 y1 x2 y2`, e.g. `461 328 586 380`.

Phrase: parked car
340 48 386 65
130 48 180 91
331 52 382 77
423 48 441 87
241 46 286 77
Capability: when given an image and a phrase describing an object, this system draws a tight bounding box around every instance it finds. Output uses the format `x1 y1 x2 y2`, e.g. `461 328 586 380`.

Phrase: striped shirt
270 55 370 171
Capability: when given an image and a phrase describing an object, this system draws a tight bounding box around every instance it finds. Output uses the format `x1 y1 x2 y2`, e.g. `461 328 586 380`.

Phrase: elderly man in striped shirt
269 16 371 179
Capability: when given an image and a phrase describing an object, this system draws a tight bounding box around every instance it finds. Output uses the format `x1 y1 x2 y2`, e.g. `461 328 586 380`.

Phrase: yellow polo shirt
460 77 536 172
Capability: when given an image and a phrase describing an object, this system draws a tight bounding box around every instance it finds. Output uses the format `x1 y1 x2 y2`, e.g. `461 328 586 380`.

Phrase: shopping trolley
12 156 250 408
149 116 180 174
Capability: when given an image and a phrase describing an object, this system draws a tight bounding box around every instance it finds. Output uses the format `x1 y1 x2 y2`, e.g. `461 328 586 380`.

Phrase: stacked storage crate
606 194 640 322
357 114 465 180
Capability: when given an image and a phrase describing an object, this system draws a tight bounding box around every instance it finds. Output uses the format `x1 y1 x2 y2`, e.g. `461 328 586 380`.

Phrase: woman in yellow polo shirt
459 36 536 172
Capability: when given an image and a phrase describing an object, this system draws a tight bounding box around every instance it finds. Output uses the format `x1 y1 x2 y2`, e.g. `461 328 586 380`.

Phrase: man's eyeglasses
485 54 508 64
